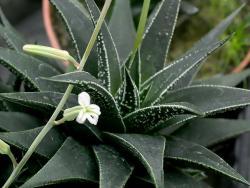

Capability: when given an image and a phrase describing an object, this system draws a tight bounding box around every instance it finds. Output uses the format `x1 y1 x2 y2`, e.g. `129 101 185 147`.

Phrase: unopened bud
23 45 79 68
0 139 10 155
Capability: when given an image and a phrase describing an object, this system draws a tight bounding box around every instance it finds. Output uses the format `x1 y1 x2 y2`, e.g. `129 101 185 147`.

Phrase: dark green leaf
115 69 140 116
158 85 250 115
0 127 65 159
104 133 165 188
0 92 78 113
0 112 42 132
44 73 126 133
164 169 210 188
172 5 243 88
139 82 152 104
137 168 210 188
164 137 249 185
0 48 59 90
38 71 99 93
0 8 26 52
86 0 122 95
193 69 250 87
50 0 99 76
93 145 133 188
173 118 250 147
158 115 196 135
50 0 92 61
109 0 136 62
141 37 229 106
127 49 141 88
124 103 203 133
21 137 98 187
141 0 181 82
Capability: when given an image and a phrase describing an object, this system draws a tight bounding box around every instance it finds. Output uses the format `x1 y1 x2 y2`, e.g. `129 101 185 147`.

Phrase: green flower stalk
0 139 17 169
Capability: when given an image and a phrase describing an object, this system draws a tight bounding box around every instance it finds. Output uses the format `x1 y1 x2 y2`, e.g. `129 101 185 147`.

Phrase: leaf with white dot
86 0 122 95
115 69 140 117
164 136 250 186
141 0 181 82
124 102 203 133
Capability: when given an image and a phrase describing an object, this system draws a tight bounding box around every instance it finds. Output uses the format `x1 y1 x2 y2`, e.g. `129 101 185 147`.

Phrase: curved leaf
158 85 250 115
164 137 249 185
127 49 141 88
109 0 136 62
86 0 122 94
115 69 140 116
44 73 126 133
93 145 133 188
137 168 210 188
50 0 92 61
193 69 250 87
0 92 78 113
50 0 99 76
0 127 65 159
0 48 59 90
0 112 42 132
124 103 203 133
173 118 250 147
104 133 165 188
141 37 229 106
164 169 210 188
21 137 98 188
158 115 196 135
171 5 243 88
141 0 181 82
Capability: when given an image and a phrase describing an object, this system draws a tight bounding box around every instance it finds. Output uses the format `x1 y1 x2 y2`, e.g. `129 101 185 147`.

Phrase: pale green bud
0 139 10 155
23 45 79 68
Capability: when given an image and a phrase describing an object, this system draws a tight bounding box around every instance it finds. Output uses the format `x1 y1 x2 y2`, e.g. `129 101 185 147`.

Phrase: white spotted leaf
21 138 98 188
115 69 140 117
93 145 133 188
164 137 250 185
141 37 229 106
86 0 122 95
104 133 166 188
124 103 203 133
158 85 250 115
141 0 181 82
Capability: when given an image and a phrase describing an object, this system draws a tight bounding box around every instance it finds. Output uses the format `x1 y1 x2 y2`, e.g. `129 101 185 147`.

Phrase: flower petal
88 104 101 115
78 92 90 106
86 113 99 125
76 110 87 124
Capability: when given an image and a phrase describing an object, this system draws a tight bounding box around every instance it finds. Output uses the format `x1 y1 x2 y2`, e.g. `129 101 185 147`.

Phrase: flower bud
0 139 10 155
23 45 79 68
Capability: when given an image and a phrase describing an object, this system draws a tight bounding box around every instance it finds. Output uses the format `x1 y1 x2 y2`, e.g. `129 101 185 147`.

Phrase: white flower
63 92 101 125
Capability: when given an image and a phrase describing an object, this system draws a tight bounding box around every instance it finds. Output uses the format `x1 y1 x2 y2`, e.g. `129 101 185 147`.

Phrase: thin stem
3 1 112 187
8 152 17 169
129 0 151 67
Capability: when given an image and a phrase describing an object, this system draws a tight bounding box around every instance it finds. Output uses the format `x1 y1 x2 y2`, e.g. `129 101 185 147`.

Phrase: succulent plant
0 0 250 187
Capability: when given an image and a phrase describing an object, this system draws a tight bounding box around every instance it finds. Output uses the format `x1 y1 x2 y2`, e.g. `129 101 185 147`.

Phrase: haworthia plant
0 0 250 188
